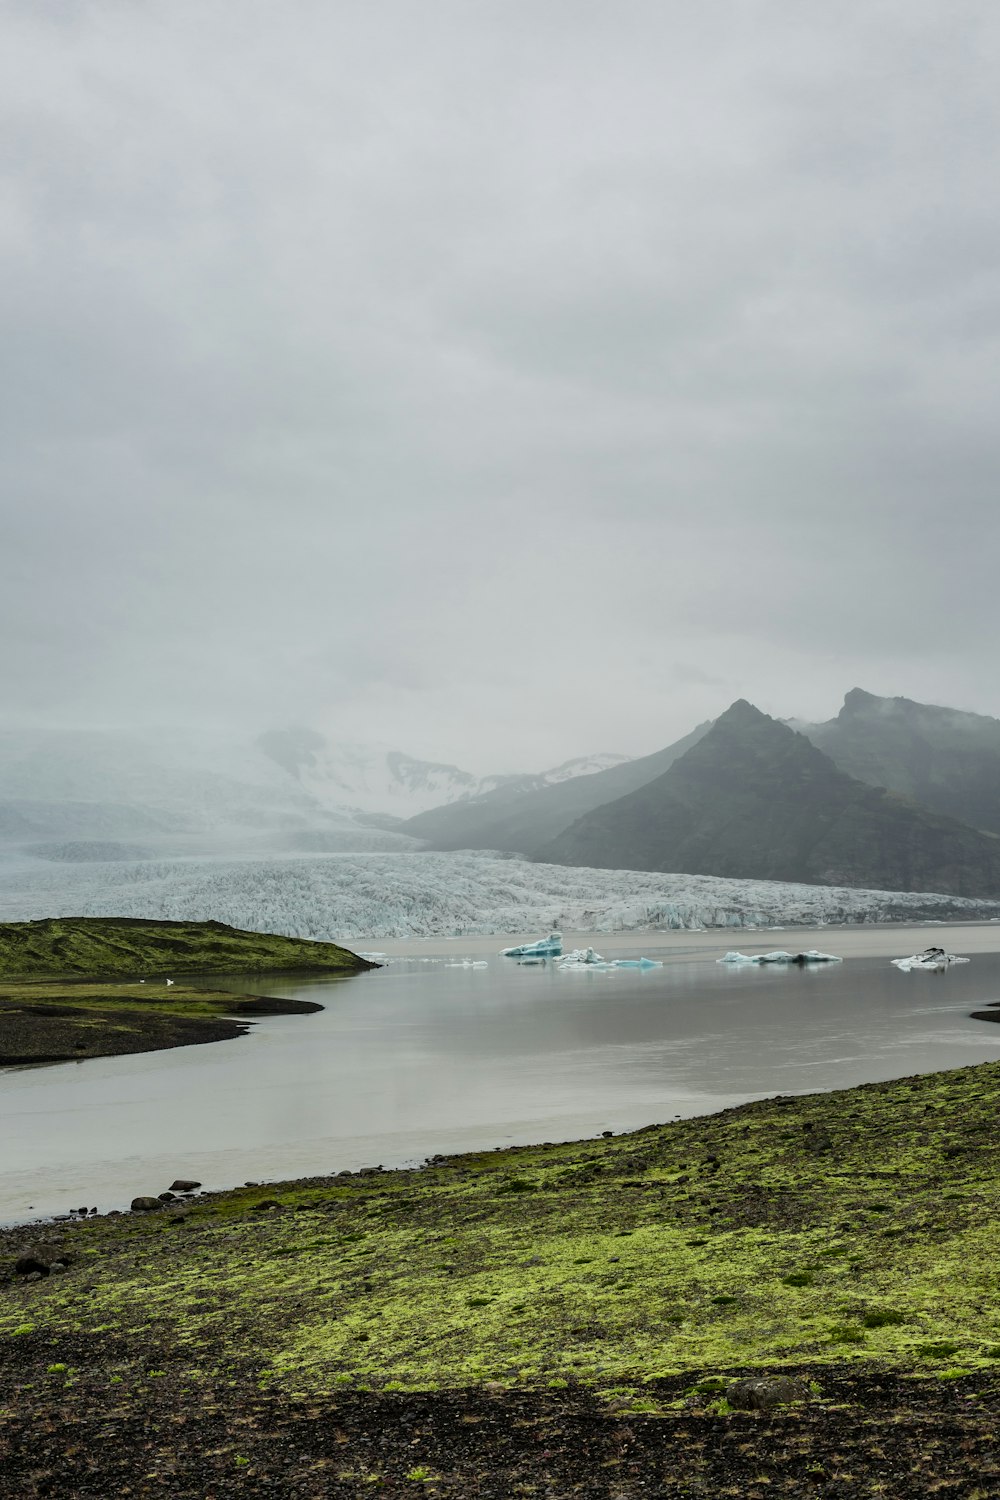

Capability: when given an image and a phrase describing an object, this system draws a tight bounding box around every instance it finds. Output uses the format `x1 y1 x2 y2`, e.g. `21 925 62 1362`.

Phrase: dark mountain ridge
535 700 1000 897
402 721 712 855
799 688 1000 835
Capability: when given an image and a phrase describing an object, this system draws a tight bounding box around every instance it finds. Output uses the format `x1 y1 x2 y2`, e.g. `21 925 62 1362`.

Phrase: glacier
0 849 998 942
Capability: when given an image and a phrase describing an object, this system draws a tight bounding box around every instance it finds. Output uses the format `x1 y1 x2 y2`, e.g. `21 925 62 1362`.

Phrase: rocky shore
4 1060 1000 1495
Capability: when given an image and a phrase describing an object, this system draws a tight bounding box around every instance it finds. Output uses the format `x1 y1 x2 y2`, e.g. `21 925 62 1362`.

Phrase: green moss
0 916 370 981
9 1060 1000 1393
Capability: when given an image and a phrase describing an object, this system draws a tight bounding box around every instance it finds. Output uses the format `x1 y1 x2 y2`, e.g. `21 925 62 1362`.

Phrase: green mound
0 916 371 981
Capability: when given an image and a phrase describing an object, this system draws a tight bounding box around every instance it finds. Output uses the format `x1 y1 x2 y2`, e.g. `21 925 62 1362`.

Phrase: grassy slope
6 1060 1000 1400
0 916 371 980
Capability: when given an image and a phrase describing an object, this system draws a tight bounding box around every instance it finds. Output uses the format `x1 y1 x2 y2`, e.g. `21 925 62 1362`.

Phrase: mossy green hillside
0 916 371 981
7 1060 1000 1400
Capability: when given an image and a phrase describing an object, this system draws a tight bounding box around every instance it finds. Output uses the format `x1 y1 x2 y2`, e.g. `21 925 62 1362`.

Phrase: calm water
3 926 1000 1224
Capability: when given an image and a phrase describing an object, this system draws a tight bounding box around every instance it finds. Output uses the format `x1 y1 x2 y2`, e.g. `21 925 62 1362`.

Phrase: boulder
130 1196 163 1212
15 1256 49 1278
726 1375 811 1411
169 1179 201 1192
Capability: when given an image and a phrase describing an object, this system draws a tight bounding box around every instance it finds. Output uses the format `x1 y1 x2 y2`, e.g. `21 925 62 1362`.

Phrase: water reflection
3 947 1000 1222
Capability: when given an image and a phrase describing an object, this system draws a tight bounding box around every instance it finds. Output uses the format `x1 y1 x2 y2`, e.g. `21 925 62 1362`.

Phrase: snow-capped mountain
0 729 417 854
0 727 631 853
255 730 630 819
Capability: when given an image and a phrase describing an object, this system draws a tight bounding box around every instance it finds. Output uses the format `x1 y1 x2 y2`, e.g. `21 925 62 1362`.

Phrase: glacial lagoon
3 922 1000 1223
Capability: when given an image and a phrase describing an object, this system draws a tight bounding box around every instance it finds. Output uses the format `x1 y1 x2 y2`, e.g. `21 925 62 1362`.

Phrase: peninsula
0 916 373 1065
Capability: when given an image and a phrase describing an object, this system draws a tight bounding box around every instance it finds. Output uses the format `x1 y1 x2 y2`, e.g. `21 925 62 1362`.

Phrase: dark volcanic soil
1 1343 997 1498
0 989 322 1065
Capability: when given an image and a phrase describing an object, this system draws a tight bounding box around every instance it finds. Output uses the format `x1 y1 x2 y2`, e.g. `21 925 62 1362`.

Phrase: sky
3 1 1000 774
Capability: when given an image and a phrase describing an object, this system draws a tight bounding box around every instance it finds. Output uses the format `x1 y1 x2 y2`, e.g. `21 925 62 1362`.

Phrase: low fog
3 2 1000 772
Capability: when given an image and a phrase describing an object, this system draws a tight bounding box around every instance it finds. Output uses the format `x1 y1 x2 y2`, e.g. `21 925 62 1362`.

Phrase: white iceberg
891 947 970 973
445 959 488 969
718 949 843 966
500 932 563 958
557 948 664 972
557 947 611 970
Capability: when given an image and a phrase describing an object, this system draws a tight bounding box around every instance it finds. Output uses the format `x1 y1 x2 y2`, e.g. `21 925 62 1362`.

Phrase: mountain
403 723 711 855
798 688 1000 835
535 699 1000 897
0 729 420 858
0 728 630 861
258 729 631 821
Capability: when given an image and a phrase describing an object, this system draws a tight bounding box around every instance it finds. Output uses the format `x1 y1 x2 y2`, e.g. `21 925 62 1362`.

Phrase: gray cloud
2 1 1000 770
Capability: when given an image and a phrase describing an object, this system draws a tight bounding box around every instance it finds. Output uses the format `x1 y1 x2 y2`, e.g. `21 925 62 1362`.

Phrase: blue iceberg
558 949 664 972
500 931 563 958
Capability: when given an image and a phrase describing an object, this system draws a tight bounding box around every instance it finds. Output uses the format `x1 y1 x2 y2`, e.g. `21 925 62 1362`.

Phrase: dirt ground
1 1341 998 1498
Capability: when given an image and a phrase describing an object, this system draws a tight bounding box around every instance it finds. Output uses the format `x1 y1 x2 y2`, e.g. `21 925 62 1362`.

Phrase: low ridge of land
0 916 372 980
0 918 373 1064
4 1061 1000 1495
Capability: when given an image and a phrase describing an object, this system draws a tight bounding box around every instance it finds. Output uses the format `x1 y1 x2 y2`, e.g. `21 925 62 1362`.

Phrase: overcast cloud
2 1 1000 771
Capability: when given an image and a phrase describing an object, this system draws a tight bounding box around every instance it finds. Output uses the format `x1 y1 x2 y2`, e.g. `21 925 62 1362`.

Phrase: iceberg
718 950 843 966
557 948 664 972
557 947 612 970
500 932 563 958
891 947 970 973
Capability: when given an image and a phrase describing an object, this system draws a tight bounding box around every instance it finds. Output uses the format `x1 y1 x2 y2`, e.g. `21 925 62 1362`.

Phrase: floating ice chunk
718 950 843 966
445 959 489 969
557 948 664 972
891 947 970 972
500 932 563 958
558 947 605 966
558 948 615 971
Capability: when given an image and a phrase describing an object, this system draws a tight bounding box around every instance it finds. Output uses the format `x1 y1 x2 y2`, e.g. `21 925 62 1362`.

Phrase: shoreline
0 982 327 1067
4 916 999 1228
4 1059 1000 1494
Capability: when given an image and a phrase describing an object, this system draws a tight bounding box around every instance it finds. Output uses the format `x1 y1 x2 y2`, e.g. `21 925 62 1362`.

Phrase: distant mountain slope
402 723 712 855
799 688 1000 834
536 700 1000 897
0 729 419 856
257 729 629 819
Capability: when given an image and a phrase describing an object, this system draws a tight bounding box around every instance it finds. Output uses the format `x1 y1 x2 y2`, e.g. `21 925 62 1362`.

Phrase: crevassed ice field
0 850 996 941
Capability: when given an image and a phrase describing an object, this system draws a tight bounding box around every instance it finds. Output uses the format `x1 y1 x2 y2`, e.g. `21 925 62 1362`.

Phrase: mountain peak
840 688 882 718
717 698 769 723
